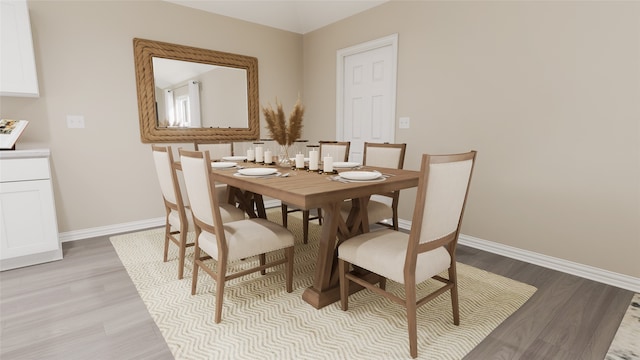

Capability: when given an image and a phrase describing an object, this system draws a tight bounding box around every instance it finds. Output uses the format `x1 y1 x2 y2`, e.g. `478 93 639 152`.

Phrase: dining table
198 160 420 309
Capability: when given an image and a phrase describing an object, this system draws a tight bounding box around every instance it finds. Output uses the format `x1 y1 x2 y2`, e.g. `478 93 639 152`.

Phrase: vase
278 145 292 167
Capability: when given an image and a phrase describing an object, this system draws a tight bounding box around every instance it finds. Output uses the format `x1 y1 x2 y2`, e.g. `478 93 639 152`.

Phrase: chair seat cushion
340 200 392 225
169 208 194 231
170 205 243 232
219 204 246 223
199 218 294 261
338 229 451 284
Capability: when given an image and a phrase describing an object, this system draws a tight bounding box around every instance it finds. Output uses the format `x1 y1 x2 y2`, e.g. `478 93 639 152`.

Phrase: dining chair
338 150 477 358
194 141 234 161
195 141 235 201
340 142 407 230
151 145 245 280
179 149 295 323
281 141 351 244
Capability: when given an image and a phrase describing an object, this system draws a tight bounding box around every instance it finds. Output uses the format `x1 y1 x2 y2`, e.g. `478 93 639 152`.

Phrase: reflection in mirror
133 38 259 143
153 58 248 129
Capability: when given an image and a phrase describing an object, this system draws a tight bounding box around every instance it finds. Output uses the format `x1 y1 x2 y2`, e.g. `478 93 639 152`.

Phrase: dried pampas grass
263 98 304 146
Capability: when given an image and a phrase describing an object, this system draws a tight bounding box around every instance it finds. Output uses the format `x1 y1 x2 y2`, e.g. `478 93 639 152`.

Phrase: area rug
110 211 537 360
606 293 640 360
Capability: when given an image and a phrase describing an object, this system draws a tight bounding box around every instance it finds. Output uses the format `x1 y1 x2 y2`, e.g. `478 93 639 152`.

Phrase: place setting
329 170 386 183
233 167 287 178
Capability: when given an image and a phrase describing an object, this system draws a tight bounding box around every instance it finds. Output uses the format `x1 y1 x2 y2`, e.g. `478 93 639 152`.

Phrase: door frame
336 33 399 142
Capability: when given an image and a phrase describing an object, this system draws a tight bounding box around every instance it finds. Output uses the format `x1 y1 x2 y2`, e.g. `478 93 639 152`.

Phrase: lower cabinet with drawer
0 149 62 270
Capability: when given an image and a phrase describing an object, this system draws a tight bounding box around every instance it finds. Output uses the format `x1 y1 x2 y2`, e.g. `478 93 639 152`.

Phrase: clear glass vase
278 145 292 167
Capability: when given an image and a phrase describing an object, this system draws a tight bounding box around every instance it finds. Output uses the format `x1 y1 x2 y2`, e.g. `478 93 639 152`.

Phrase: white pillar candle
295 153 305 169
264 150 273 164
255 146 264 163
247 148 255 162
309 149 319 170
323 156 333 173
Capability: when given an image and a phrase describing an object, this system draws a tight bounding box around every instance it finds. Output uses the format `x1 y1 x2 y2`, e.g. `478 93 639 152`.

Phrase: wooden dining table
205 162 420 309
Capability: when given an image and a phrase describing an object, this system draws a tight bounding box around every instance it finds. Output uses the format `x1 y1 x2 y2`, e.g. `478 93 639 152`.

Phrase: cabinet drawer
0 158 50 182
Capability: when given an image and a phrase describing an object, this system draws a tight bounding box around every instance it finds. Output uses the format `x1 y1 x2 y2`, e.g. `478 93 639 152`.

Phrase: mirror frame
133 38 259 143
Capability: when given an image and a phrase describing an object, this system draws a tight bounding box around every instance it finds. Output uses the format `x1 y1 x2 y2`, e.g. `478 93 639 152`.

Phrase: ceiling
163 0 389 34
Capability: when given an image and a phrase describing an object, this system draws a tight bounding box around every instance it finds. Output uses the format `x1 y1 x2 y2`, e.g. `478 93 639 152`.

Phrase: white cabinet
0 0 39 97
0 149 61 270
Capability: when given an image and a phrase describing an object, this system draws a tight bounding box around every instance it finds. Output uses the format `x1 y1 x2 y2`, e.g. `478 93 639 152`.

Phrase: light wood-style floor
0 230 633 360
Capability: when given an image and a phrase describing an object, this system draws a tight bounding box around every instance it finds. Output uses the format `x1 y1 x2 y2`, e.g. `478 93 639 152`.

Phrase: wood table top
209 162 420 210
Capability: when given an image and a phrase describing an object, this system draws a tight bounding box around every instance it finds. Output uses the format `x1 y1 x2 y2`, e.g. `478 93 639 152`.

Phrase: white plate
339 171 382 181
333 161 361 168
237 167 278 176
222 156 247 161
211 161 237 169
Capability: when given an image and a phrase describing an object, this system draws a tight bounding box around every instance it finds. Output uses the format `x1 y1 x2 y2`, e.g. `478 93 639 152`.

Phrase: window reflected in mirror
152 58 249 129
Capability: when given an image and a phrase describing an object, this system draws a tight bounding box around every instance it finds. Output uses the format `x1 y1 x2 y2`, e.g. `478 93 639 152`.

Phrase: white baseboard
59 217 165 242
58 200 284 243
397 219 640 293
61 211 639 293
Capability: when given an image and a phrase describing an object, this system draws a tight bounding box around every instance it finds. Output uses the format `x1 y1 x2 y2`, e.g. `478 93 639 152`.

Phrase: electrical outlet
66 115 85 128
399 117 410 129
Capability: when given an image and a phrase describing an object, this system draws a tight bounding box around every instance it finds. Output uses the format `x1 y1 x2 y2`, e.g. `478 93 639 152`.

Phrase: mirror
133 38 259 142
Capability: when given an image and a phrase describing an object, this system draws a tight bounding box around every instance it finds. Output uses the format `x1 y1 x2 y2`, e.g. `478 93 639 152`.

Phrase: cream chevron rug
110 212 536 360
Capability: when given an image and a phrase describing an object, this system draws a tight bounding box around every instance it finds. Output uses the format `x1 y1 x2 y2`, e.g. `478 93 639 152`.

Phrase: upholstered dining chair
281 141 351 244
194 141 234 161
340 142 407 230
338 151 477 358
151 145 245 280
194 141 235 201
179 149 295 323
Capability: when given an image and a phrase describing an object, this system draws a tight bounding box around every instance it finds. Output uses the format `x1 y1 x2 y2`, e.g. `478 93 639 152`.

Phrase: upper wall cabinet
1 0 39 97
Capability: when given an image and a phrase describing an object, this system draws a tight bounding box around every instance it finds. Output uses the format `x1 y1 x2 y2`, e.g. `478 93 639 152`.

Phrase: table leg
227 187 266 219
302 197 376 309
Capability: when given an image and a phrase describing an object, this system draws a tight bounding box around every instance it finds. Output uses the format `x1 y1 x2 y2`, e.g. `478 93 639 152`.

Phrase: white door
337 34 398 163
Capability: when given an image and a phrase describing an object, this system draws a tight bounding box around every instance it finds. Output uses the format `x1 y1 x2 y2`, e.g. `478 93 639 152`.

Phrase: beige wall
0 1 302 231
303 1 640 278
2 1 638 280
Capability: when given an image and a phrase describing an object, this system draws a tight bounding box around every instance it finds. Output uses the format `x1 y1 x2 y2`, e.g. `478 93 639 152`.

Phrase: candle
323 156 333 173
264 150 273 164
295 153 305 169
247 148 255 162
309 149 319 170
255 146 264 163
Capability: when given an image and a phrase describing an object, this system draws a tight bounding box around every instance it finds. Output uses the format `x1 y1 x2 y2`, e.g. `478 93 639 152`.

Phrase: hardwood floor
0 231 633 360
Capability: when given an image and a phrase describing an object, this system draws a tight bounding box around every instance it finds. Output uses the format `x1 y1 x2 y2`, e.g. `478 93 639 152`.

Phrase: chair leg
281 203 288 227
163 222 171 262
405 282 418 358
317 208 323 225
214 259 227 324
259 254 266 275
449 265 460 325
302 210 310 244
191 247 200 296
339 259 349 311
379 277 387 290
285 247 294 293
177 231 186 280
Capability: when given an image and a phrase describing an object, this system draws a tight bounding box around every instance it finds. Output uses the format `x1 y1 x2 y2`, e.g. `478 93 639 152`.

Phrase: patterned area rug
606 293 640 360
110 211 536 360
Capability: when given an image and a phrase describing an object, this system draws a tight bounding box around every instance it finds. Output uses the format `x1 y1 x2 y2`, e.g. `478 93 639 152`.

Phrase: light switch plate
66 115 85 128
399 117 410 129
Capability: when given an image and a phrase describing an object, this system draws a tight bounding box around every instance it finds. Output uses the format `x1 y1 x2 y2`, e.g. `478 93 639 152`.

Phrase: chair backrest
151 145 185 210
410 151 476 249
179 149 223 231
363 142 407 169
319 141 350 161
195 142 233 161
